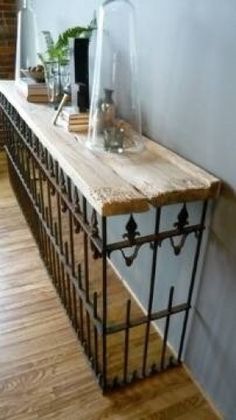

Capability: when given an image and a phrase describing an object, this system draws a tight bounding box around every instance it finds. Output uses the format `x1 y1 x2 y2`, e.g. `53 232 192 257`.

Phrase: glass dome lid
86 0 143 154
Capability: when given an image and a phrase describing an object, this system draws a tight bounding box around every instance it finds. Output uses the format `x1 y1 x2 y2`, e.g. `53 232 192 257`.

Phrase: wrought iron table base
0 93 207 392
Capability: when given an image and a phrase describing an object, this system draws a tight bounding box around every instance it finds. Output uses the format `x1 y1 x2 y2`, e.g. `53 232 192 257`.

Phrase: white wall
33 1 236 418
33 0 100 45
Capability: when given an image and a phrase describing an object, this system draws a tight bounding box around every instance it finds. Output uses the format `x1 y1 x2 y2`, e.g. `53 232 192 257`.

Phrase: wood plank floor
0 151 220 420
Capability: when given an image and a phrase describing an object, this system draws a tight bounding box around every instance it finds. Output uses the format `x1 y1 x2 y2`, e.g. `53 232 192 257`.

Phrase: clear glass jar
15 0 38 81
86 0 143 154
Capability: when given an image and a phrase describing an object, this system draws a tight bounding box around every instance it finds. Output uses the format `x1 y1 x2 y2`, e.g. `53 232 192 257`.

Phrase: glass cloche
15 0 38 81
86 0 143 153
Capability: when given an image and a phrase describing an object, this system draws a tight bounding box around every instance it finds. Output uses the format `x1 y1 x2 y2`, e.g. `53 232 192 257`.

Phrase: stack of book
61 107 89 133
15 78 48 103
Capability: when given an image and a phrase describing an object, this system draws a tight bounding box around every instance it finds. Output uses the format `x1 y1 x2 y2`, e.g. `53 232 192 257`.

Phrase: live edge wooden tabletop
0 81 221 217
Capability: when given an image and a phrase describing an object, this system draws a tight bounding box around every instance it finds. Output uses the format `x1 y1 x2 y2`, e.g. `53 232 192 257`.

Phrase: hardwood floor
0 151 220 420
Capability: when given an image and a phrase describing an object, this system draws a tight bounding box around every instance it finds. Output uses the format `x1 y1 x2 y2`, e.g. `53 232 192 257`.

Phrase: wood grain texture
0 81 221 216
0 151 222 419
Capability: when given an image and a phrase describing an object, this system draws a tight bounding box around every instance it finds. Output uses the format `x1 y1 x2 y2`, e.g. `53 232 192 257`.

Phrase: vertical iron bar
46 208 56 284
31 157 37 204
68 178 75 276
28 153 34 198
41 220 48 268
38 194 49 270
54 222 62 296
178 201 208 362
47 179 53 233
57 192 63 253
83 197 89 299
15 137 20 169
123 299 131 384
52 245 58 289
26 150 31 190
65 242 72 318
160 286 174 370
101 216 107 391
47 182 56 287
44 228 50 270
38 167 45 220
78 264 84 342
93 292 99 375
67 178 77 328
55 162 63 254
142 207 161 377
19 142 24 175
72 282 78 331
61 261 66 308
38 221 45 259
45 208 51 269
83 197 91 357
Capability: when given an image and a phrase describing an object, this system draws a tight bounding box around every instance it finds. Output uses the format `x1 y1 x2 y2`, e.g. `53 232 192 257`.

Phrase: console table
0 81 220 392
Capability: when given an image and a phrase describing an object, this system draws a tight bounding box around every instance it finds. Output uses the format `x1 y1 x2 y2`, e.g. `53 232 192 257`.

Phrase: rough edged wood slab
0 81 221 216
88 137 220 207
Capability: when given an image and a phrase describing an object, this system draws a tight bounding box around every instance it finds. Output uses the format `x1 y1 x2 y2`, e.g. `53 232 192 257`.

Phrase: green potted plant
39 18 96 103
39 18 96 65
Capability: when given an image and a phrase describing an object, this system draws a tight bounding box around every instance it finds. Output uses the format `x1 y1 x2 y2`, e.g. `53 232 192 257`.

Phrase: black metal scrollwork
119 215 141 266
123 214 140 245
170 203 189 255
170 234 188 256
121 244 141 267
174 203 189 231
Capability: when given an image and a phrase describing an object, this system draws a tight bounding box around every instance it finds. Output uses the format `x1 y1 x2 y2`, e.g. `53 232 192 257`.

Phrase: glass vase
59 60 71 92
44 61 61 106
86 0 143 154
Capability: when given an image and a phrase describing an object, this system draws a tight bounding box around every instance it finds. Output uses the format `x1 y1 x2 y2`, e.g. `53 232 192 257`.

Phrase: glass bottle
15 0 38 81
87 0 143 154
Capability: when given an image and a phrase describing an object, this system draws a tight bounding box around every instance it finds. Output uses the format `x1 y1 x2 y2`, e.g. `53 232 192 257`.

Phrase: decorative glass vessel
44 61 61 106
59 60 71 92
15 0 38 81
86 0 143 153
